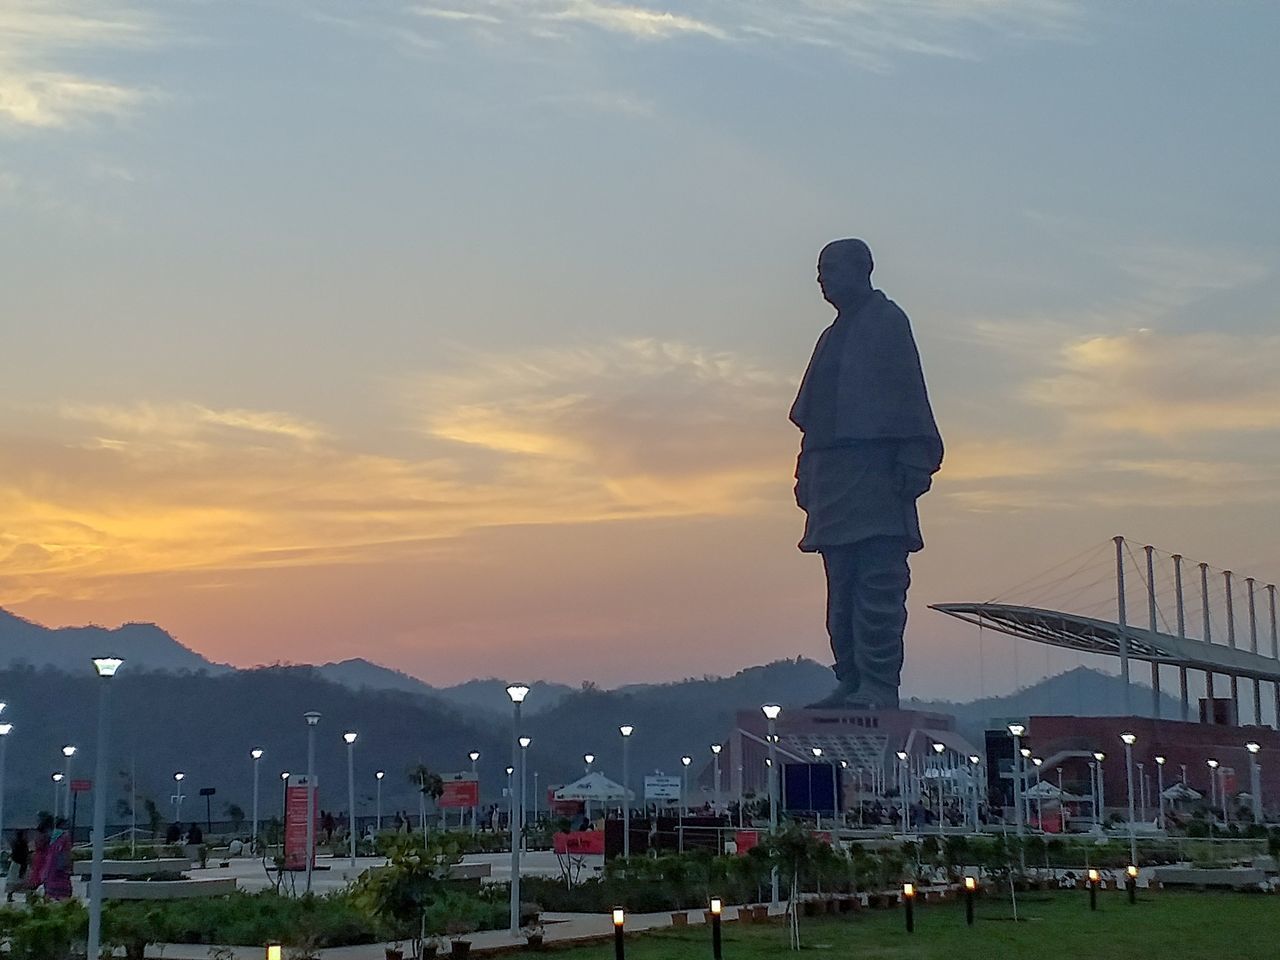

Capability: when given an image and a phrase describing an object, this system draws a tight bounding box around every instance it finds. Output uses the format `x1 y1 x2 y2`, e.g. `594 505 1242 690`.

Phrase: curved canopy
930 602 1280 683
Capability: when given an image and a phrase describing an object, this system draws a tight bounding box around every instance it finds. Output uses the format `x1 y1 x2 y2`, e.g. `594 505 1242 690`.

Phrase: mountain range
0 608 1166 827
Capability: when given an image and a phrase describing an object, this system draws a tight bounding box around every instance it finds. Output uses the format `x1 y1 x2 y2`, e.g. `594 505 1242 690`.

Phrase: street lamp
679 756 692 852
375 770 385 832
1093 751 1106 832
1120 733 1137 864
931 742 946 836
303 711 321 894
968 755 982 830
173 771 186 822
1246 742 1262 825
0 723 12 886
250 749 264 850
343 732 358 866
519 737 532 849
1206 759 1221 836
1031 757 1044 831
619 725 634 859
468 751 480 834
762 704 782 905
61 744 76 815
506 683 530 936
896 751 910 834
1007 724 1025 838
86 656 123 960
710 744 722 811
1154 756 1166 830
51 772 63 817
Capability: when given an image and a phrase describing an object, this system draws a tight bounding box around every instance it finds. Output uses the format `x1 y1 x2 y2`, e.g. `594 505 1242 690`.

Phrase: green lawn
553 891 1280 959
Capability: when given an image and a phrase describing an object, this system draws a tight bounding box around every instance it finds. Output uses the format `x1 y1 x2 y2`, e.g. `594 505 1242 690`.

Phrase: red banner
735 830 760 855
440 779 480 809
553 830 605 855
284 779 318 870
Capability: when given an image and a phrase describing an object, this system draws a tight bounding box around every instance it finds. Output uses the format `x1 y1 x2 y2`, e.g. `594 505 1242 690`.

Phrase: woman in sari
37 817 74 900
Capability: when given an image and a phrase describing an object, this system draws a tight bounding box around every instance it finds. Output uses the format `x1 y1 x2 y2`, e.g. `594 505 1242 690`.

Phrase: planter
838 897 854 914
524 935 544 951
754 905 771 921
421 946 438 959
670 912 689 927
450 942 471 960
385 950 404 960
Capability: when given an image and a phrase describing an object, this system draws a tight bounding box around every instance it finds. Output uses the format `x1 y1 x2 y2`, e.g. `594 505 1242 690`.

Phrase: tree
224 803 246 834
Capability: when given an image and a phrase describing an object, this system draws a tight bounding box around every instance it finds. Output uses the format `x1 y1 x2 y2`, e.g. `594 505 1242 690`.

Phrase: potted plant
446 920 475 959
384 943 405 960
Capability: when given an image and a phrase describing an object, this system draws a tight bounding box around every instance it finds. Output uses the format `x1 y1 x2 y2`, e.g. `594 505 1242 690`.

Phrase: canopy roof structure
1161 781 1203 802
930 602 1280 684
553 772 633 802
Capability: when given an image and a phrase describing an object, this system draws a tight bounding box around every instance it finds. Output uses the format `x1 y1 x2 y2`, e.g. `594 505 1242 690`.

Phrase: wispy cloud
0 1 161 131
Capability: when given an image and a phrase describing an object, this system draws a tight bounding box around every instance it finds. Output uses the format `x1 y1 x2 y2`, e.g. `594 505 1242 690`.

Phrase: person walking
37 818 73 900
5 830 30 901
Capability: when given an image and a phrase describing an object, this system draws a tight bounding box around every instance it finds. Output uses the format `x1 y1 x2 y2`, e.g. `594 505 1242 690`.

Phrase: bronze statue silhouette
791 239 943 709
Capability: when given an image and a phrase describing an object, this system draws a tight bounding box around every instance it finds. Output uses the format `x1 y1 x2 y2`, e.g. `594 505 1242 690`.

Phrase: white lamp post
1207 758 1219 834
86 656 123 960
467 751 481 834
1031 757 1044 831
1019 748 1032 826
679 756 692 852
710 744 722 812
762 704 782 906
61 745 76 815
811 747 824 830
0 723 12 877
375 770 385 832
250 749 264 849
1120 733 1137 864
1007 725 1025 838
1093 751 1106 832
303 711 321 894
619 725 634 859
968 755 982 831
343 732 358 866
896 751 909 834
280 770 290 828
1154 756 1166 830
519 737 532 850
506 683 530 936
931 743 946 836
1246 742 1262 825
51 772 63 817
173 771 186 822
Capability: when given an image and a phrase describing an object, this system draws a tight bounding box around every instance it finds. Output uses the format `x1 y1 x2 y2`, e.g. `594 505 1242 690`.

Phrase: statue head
817 238 874 311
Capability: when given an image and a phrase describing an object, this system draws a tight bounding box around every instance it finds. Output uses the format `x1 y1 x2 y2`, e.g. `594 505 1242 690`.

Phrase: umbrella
1161 782 1202 802
553 772 634 802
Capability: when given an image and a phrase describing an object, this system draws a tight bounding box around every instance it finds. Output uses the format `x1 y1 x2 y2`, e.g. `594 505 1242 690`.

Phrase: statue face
817 254 865 309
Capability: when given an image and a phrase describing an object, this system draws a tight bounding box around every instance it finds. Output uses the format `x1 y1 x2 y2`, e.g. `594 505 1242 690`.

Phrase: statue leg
849 536 911 709
821 545 861 693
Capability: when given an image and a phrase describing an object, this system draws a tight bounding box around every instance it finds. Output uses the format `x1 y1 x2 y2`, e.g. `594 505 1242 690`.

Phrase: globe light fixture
92 657 124 678
506 684 530 704
343 731 358 745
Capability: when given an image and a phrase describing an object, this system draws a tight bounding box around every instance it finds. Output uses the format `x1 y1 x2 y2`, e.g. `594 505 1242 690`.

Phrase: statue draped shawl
789 290 943 466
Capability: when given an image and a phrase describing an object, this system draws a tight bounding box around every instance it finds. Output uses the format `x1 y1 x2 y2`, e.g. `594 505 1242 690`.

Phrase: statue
790 239 943 709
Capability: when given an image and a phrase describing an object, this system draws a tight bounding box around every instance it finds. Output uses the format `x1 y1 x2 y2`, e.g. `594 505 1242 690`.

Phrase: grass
552 890 1280 959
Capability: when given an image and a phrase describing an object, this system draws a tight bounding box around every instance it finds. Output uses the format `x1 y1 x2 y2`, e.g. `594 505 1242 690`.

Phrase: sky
2 0 1279 700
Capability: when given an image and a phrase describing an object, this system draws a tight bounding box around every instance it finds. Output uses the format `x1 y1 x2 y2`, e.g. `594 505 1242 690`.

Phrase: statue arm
893 438 942 498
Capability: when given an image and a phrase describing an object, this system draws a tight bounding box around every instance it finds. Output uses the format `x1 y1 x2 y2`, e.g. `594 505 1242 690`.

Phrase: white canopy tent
1161 782 1202 802
553 772 634 803
1024 780 1088 802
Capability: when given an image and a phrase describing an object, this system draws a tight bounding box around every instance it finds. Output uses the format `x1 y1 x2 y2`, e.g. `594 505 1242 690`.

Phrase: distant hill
0 608 225 674
316 658 437 698
431 679 576 716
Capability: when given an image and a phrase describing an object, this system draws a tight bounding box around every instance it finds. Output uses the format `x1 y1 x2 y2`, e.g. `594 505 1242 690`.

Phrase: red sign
284 778 319 870
553 830 605 855
735 830 760 855
70 779 93 793
440 779 479 809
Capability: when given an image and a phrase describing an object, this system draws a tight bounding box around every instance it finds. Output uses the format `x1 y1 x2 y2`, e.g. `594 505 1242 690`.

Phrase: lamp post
280 771 290 830
250 749 264 849
343 732 358 866
1020 748 1033 826
1093 752 1106 833
1136 762 1146 821
303 711 321 894
680 756 691 852
1120 733 1137 864
762 704 781 906
173 772 186 822
469 751 480 834
710 744 722 812
619 725 634 859
1246 742 1262 825
1207 759 1219 836
931 742 946 836
375 770 385 832
1154 756 1166 830
0 721 10 856
1007 724 1025 837
584 754 595 822
1032 757 1044 830
968 755 982 831
506 683 530 936
519 737 532 851
52 772 63 818
86 656 123 960
896 751 909 834
61 745 76 815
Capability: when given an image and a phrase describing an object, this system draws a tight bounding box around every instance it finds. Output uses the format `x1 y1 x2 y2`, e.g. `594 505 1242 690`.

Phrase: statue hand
896 464 932 499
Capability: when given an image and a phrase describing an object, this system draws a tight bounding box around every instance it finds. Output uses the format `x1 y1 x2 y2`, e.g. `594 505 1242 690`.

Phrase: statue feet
807 681 898 711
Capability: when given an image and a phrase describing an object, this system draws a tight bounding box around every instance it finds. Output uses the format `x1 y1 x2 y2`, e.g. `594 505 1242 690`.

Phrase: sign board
734 830 759 855
70 779 93 793
440 776 480 809
548 788 582 816
198 787 217 797
553 830 605 855
644 776 682 801
283 775 318 871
